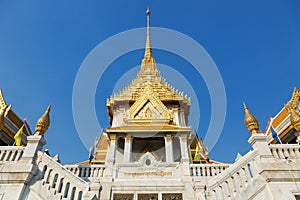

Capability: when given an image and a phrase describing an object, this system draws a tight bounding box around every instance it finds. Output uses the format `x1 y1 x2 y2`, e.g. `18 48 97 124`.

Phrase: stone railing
0 146 25 163
269 144 300 160
207 149 259 200
65 164 105 179
190 163 230 177
36 152 98 200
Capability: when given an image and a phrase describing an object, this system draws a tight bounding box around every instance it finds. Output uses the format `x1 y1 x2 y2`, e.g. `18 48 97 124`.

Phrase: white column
165 133 173 162
104 133 116 177
180 133 189 162
179 109 186 126
124 134 132 163
180 133 190 176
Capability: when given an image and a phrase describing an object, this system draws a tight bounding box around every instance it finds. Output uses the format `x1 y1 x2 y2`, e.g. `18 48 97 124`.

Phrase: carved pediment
135 101 164 120
124 86 172 124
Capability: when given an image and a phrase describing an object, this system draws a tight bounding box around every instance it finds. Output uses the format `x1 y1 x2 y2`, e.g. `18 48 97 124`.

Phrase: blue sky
0 0 299 164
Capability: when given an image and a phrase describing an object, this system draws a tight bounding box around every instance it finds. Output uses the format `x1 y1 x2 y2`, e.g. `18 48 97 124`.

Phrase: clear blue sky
0 0 299 164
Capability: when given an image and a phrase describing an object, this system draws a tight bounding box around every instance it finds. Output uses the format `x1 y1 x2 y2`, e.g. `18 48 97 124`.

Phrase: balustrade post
20 135 46 164
290 148 296 158
271 148 279 158
295 147 300 158
248 134 273 160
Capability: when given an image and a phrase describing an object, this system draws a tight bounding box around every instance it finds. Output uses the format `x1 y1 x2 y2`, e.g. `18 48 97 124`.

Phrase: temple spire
141 8 156 70
144 8 152 58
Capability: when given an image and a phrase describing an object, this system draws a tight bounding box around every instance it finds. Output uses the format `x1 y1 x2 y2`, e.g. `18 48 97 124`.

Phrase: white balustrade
269 144 300 160
190 164 230 177
36 152 93 200
207 150 259 200
65 164 105 178
0 146 24 163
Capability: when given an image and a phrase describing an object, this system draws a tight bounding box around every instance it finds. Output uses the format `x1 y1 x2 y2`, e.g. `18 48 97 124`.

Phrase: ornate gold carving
287 87 300 110
286 104 300 132
35 105 51 136
0 105 7 130
243 103 259 135
0 104 11 130
124 86 172 123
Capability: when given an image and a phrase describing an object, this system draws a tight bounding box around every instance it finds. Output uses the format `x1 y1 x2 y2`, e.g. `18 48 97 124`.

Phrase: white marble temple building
0 9 300 200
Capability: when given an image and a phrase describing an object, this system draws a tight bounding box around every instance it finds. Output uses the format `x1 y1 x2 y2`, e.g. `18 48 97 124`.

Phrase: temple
265 87 300 144
0 9 299 200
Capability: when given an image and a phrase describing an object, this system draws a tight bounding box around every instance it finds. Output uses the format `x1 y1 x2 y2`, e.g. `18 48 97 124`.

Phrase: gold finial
243 102 259 135
35 105 51 136
141 8 156 70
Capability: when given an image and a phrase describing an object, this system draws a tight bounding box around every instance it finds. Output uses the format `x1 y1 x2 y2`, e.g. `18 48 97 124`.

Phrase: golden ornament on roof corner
0 106 6 130
0 105 10 131
35 105 51 136
288 106 300 132
243 102 259 135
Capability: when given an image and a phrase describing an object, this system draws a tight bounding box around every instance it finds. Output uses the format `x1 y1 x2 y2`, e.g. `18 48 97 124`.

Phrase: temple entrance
131 137 165 162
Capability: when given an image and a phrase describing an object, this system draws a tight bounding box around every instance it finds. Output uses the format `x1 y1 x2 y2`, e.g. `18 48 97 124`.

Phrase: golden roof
265 87 300 140
0 89 31 139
